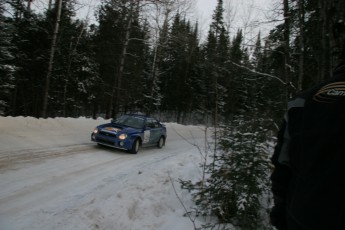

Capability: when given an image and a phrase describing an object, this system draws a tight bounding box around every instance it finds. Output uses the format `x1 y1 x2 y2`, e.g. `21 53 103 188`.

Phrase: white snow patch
0 116 210 230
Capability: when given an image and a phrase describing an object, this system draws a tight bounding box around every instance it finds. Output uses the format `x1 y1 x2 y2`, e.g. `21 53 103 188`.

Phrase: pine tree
96 0 149 117
3 0 50 117
120 5 150 114
252 32 263 70
202 0 229 122
0 2 16 115
42 0 63 118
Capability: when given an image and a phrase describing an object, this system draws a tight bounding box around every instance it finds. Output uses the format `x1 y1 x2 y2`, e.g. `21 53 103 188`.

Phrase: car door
144 118 161 144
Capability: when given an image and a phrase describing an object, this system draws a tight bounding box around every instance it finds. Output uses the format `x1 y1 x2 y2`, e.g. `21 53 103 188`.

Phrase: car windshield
113 115 145 129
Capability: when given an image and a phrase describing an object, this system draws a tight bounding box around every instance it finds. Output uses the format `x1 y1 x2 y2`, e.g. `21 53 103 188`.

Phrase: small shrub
180 115 274 230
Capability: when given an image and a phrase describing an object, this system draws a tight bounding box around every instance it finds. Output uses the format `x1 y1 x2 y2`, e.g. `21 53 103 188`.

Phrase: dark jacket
270 63 345 230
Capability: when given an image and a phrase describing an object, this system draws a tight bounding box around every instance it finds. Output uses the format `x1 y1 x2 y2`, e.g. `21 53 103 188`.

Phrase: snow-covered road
0 117 209 230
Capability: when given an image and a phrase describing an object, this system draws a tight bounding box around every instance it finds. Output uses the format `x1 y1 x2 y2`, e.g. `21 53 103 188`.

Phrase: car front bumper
91 133 132 151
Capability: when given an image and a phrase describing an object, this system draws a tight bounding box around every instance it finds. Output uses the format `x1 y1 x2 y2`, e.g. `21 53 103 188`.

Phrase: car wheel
157 136 164 148
130 139 140 154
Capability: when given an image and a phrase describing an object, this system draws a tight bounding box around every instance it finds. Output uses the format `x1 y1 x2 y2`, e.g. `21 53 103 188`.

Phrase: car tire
157 136 164 148
130 139 140 154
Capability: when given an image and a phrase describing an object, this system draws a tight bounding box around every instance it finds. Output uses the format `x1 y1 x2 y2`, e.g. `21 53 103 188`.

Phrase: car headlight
93 128 98 134
118 133 127 140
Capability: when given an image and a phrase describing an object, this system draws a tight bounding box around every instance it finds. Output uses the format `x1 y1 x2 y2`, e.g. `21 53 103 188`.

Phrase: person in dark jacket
270 47 345 230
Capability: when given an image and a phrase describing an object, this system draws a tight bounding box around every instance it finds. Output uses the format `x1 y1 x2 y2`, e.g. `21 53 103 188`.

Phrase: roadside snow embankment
0 116 103 152
0 116 208 230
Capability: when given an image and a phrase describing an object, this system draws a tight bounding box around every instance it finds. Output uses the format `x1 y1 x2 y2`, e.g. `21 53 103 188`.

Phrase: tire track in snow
0 139 198 217
0 122 207 230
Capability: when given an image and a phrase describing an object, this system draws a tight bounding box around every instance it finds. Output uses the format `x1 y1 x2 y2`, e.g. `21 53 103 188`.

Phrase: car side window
146 118 160 128
152 120 160 128
146 119 154 128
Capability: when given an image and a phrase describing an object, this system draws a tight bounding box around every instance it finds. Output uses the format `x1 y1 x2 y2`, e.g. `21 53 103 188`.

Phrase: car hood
97 123 141 134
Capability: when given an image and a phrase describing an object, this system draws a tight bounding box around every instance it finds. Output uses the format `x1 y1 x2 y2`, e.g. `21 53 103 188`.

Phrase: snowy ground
0 116 211 230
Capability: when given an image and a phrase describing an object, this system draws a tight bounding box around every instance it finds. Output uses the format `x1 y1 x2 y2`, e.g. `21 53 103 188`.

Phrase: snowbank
0 116 209 230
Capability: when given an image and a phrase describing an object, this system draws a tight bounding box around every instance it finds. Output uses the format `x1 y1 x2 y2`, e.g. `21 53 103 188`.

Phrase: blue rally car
91 114 167 154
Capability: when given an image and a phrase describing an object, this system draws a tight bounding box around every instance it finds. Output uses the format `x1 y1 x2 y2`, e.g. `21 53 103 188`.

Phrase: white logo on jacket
313 81 345 103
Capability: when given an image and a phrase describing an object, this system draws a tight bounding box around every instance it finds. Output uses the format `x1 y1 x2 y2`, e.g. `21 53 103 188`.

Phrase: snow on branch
228 60 286 85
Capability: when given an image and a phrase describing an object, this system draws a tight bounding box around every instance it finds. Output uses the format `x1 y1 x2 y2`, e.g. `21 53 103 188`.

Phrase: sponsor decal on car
103 127 121 132
143 130 150 143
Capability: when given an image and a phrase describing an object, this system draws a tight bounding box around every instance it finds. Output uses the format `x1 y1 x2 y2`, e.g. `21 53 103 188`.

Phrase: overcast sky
30 0 280 44
195 0 280 43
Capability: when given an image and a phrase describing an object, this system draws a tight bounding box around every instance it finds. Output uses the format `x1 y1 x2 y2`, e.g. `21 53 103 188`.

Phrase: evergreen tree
95 1 122 116
47 0 87 117
184 22 203 119
139 19 156 114
180 113 273 229
64 22 100 118
202 0 229 121
144 5 170 114
0 1 16 115
120 6 149 113
264 0 345 98
5 0 50 117
252 32 263 70
159 14 200 122
225 29 246 116
96 0 149 117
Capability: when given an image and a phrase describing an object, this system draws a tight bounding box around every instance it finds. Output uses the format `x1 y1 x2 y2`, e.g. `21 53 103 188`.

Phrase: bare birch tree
108 0 138 118
144 0 193 111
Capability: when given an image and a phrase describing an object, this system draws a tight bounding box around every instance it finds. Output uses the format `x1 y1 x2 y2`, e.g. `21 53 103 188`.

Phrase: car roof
122 114 152 119
125 113 145 117
122 113 158 121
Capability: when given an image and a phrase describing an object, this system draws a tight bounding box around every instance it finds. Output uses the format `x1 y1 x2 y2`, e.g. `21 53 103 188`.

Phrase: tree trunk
27 0 33 11
48 0 53 10
15 0 22 19
42 0 62 118
318 0 327 81
297 0 305 92
63 24 85 117
107 0 134 118
283 0 290 102
150 42 158 99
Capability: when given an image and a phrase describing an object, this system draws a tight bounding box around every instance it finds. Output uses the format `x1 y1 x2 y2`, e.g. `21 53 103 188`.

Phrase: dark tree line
1 0 344 228
176 1 345 229
1 0 344 124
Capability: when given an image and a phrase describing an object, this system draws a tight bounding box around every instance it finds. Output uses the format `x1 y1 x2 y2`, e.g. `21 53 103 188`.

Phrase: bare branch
168 173 198 230
228 60 287 85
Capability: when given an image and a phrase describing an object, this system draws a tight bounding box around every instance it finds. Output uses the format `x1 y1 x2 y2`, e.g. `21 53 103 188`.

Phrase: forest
1 0 345 228
1 0 344 124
